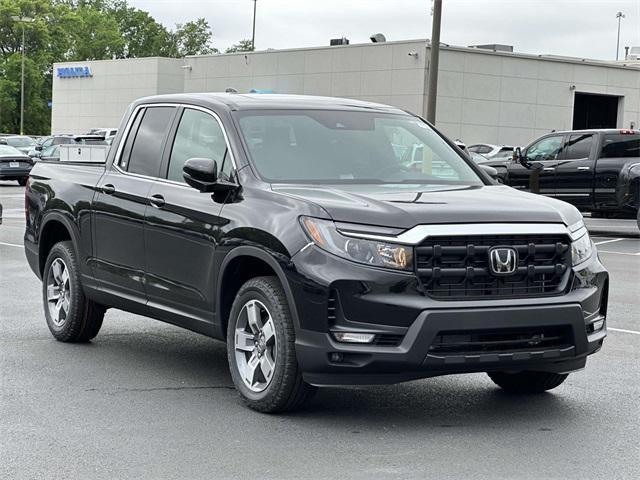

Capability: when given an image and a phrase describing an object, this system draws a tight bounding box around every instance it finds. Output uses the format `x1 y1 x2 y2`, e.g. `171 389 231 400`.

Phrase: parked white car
468 143 514 160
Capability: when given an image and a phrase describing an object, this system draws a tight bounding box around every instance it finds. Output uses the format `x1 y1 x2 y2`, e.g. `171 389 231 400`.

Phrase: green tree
0 0 220 134
225 39 254 54
172 18 218 57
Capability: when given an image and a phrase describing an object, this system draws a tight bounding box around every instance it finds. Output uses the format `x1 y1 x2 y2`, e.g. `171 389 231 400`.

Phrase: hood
272 184 582 229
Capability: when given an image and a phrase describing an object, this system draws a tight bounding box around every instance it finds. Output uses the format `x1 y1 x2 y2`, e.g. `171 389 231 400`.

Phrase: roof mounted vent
468 44 514 53
330 37 350 46
370 33 386 43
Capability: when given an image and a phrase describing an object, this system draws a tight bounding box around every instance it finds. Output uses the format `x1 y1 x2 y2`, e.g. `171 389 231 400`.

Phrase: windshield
236 110 483 185
0 145 26 157
6 136 35 148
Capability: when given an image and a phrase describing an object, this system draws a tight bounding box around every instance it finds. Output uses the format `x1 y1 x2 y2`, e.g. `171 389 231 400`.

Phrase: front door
553 133 595 209
507 134 564 196
143 107 236 330
92 105 177 302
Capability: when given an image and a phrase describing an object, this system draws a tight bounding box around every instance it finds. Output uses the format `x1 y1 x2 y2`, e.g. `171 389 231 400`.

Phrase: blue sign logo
57 66 92 78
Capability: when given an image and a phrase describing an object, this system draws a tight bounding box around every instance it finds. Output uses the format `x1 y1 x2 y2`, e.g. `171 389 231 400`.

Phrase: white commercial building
52 39 640 146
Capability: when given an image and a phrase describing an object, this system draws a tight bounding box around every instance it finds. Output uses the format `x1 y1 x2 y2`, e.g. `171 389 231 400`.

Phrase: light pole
426 0 442 124
10 15 34 135
616 11 625 61
251 0 257 50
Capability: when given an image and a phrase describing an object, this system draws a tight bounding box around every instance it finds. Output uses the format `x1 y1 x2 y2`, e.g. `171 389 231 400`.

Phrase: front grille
429 326 572 355
415 234 571 299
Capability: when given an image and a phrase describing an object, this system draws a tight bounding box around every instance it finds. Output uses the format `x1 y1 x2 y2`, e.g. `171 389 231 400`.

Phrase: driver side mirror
514 146 534 169
183 157 218 192
513 146 522 162
35 145 43 151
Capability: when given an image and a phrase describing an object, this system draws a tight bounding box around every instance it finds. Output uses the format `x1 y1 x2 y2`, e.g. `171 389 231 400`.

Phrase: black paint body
24 94 608 385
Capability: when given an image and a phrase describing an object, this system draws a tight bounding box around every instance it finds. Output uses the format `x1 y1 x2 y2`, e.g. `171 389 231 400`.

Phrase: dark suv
25 94 608 412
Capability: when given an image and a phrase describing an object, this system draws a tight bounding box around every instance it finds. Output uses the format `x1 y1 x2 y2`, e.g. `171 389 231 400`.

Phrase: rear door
594 131 640 209
507 134 564 195
553 132 595 209
92 105 176 303
143 106 237 329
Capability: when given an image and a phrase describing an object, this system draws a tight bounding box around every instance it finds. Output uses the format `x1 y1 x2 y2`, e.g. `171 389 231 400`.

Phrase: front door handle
149 194 165 208
577 166 591 171
542 167 555 172
101 184 116 195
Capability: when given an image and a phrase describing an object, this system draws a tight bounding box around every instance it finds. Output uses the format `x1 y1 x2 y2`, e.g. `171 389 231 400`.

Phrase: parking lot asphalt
1 181 639 480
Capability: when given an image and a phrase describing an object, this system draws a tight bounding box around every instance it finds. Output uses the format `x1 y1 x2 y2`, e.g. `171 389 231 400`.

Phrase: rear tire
488 371 568 393
227 276 316 413
42 241 105 342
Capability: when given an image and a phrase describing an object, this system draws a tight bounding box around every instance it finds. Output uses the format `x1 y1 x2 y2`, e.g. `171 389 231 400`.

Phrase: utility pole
426 0 442 124
616 11 625 60
251 0 257 50
10 15 34 135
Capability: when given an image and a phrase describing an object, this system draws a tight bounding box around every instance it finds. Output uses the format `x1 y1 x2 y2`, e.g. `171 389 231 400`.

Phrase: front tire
42 241 105 342
488 371 568 393
17 178 27 186
227 276 316 413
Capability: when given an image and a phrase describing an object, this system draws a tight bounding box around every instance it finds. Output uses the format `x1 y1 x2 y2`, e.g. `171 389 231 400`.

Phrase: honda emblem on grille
489 247 518 275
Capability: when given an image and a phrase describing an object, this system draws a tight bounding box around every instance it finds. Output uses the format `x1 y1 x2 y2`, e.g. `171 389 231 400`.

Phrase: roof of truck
541 129 640 135
133 93 409 114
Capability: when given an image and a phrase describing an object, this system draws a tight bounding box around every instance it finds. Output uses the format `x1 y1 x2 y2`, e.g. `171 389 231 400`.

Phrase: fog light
332 332 376 344
591 319 605 332
330 352 344 363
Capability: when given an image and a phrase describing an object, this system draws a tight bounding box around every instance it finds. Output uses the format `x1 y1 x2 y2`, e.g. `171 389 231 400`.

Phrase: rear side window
600 134 640 158
122 107 175 177
564 134 593 160
167 109 228 183
469 145 491 154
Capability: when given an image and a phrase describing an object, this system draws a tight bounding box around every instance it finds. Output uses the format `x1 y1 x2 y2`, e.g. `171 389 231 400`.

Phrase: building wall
434 48 640 146
182 40 427 115
51 41 640 148
51 57 183 134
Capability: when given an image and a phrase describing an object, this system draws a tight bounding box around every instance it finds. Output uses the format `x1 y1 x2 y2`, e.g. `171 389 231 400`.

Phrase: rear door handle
577 166 591 171
149 194 165 208
542 167 555 171
101 184 116 195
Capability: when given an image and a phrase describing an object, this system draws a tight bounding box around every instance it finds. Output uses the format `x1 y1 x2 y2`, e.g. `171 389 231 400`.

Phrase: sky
129 0 640 61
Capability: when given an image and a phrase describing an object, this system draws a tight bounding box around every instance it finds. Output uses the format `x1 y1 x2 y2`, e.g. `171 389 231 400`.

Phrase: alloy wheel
46 258 71 327
234 299 278 392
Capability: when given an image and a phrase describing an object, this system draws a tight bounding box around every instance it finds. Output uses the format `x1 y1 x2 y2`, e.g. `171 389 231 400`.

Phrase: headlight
571 231 593 266
300 216 413 271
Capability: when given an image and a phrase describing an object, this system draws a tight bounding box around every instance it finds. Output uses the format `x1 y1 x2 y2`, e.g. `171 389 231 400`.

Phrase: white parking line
0 242 22 248
594 238 624 246
599 250 640 256
609 327 640 336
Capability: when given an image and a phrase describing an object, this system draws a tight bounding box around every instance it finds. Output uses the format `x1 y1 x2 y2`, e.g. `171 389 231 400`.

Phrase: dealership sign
57 66 93 78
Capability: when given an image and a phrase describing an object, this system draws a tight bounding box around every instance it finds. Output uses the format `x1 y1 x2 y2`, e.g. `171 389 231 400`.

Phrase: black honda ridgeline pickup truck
24 94 608 412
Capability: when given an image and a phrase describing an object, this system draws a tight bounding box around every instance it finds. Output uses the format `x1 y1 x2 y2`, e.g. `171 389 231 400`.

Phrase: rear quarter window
600 134 640 158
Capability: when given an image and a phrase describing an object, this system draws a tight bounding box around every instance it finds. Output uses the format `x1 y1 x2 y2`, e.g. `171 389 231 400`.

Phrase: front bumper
288 245 608 386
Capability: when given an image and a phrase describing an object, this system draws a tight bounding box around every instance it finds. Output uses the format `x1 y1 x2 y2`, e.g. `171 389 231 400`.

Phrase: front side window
564 134 593 160
526 135 563 162
167 109 229 183
122 106 175 177
236 110 482 185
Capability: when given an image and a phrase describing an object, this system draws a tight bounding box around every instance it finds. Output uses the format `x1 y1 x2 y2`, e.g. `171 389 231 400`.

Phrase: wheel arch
38 213 81 276
216 246 300 340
